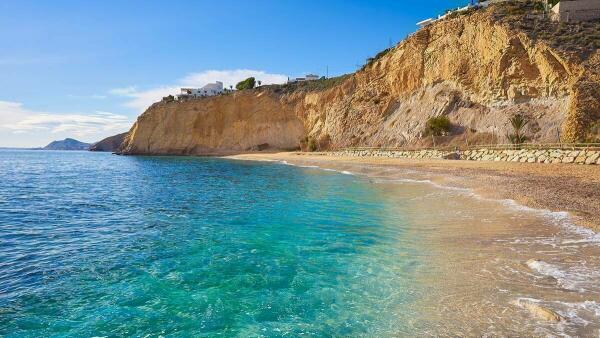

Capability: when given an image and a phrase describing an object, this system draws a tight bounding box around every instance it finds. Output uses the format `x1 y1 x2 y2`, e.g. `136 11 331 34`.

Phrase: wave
275 160 356 176
381 175 600 246
526 259 600 293
513 297 600 331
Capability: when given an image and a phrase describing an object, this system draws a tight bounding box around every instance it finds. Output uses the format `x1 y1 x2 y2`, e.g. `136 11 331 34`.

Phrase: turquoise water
0 151 428 337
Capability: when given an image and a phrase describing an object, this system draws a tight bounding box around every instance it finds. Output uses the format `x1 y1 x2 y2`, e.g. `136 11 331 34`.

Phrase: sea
0 150 598 337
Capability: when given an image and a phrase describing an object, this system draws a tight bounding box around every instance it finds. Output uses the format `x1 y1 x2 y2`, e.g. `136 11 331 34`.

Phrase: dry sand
226 152 600 232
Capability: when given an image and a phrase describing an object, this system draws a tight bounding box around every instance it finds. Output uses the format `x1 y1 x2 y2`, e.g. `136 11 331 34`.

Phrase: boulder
562 157 575 164
585 153 599 164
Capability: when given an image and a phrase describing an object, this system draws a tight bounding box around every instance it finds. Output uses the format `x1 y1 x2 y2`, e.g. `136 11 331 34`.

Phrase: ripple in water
0 150 598 337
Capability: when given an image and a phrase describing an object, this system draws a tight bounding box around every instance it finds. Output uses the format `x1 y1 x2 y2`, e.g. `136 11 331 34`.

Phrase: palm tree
506 114 529 146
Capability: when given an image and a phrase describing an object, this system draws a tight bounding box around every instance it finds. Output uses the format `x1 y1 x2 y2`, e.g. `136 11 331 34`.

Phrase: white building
550 0 600 22
178 81 224 99
417 18 435 28
417 2 482 28
288 74 320 83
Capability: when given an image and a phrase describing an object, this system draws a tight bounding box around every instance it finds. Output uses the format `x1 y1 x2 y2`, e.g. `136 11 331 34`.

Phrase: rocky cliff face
89 133 127 152
120 92 304 155
120 4 600 155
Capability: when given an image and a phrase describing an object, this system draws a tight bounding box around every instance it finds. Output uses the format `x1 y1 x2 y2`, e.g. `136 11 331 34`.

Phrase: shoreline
225 152 600 232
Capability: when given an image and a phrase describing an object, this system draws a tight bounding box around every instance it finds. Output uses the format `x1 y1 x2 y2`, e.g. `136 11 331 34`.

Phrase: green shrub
268 74 351 94
506 113 529 145
308 138 318 152
236 77 256 90
299 136 320 152
362 47 392 70
425 116 453 136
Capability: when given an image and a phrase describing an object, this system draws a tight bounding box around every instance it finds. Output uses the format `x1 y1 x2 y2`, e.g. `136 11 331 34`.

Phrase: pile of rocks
333 149 449 159
463 149 600 164
333 148 600 165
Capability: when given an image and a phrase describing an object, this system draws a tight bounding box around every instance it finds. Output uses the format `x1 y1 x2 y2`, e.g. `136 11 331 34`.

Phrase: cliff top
491 1 600 60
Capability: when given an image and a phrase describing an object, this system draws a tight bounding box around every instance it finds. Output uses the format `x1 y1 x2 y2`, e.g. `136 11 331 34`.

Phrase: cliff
89 133 128 152
120 2 600 155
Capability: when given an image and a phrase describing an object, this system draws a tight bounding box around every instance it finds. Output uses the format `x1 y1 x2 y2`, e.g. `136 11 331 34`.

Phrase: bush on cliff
362 48 392 71
506 114 530 145
236 77 256 91
425 116 453 136
300 136 319 152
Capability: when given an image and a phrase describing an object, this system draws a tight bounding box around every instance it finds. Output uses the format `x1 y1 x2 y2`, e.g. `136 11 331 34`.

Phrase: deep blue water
0 150 428 337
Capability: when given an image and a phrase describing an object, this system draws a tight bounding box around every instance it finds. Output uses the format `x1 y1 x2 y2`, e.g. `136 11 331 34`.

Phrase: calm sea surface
0 150 598 337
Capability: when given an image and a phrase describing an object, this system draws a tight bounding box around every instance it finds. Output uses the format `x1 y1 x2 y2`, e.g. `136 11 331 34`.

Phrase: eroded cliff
120 3 600 155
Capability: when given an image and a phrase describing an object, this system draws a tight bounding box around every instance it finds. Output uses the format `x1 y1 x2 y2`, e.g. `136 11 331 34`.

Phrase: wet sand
227 152 600 232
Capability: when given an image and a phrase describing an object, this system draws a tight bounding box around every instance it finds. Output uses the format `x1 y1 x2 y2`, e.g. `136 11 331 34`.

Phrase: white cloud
110 69 289 112
109 86 138 96
0 101 132 147
112 85 179 112
67 94 107 100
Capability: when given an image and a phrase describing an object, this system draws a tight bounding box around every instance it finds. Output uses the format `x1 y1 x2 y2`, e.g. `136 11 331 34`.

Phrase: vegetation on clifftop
262 74 352 95
236 77 256 90
361 47 393 71
493 1 600 55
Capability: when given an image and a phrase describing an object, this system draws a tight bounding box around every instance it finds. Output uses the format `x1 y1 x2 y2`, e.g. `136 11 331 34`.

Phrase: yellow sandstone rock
121 5 600 155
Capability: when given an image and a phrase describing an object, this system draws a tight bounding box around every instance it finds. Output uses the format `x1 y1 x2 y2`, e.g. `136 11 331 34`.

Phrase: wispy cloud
67 94 107 100
110 69 289 112
0 101 131 140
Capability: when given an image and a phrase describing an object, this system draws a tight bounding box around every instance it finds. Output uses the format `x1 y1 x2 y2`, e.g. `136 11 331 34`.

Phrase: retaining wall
332 148 600 165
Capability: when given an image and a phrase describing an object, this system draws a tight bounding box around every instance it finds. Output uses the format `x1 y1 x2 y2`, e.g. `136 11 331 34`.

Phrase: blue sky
0 0 466 147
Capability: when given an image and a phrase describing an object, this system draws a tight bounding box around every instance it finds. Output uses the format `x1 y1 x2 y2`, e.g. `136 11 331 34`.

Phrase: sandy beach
227 152 600 232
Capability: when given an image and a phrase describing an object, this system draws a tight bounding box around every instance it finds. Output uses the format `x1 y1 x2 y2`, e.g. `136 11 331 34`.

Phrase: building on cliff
178 81 224 99
550 0 600 22
417 3 478 28
288 74 320 83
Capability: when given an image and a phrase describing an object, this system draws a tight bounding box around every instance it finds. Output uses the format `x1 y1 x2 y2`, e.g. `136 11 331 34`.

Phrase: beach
227 152 600 232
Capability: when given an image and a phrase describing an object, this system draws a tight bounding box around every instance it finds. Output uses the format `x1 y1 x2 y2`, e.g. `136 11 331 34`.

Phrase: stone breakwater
332 148 600 165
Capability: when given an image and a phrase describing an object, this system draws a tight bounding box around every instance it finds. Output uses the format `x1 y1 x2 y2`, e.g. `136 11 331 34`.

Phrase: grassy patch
493 0 600 59
264 74 352 94
361 47 393 71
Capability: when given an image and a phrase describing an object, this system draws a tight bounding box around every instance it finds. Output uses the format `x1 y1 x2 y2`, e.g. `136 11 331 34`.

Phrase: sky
0 0 466 147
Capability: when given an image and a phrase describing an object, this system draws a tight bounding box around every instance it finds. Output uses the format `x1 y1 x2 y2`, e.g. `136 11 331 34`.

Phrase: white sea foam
274 160 357 176
379 174 600 246
527 260 567 284
514 297 600 332
526 259 600 293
